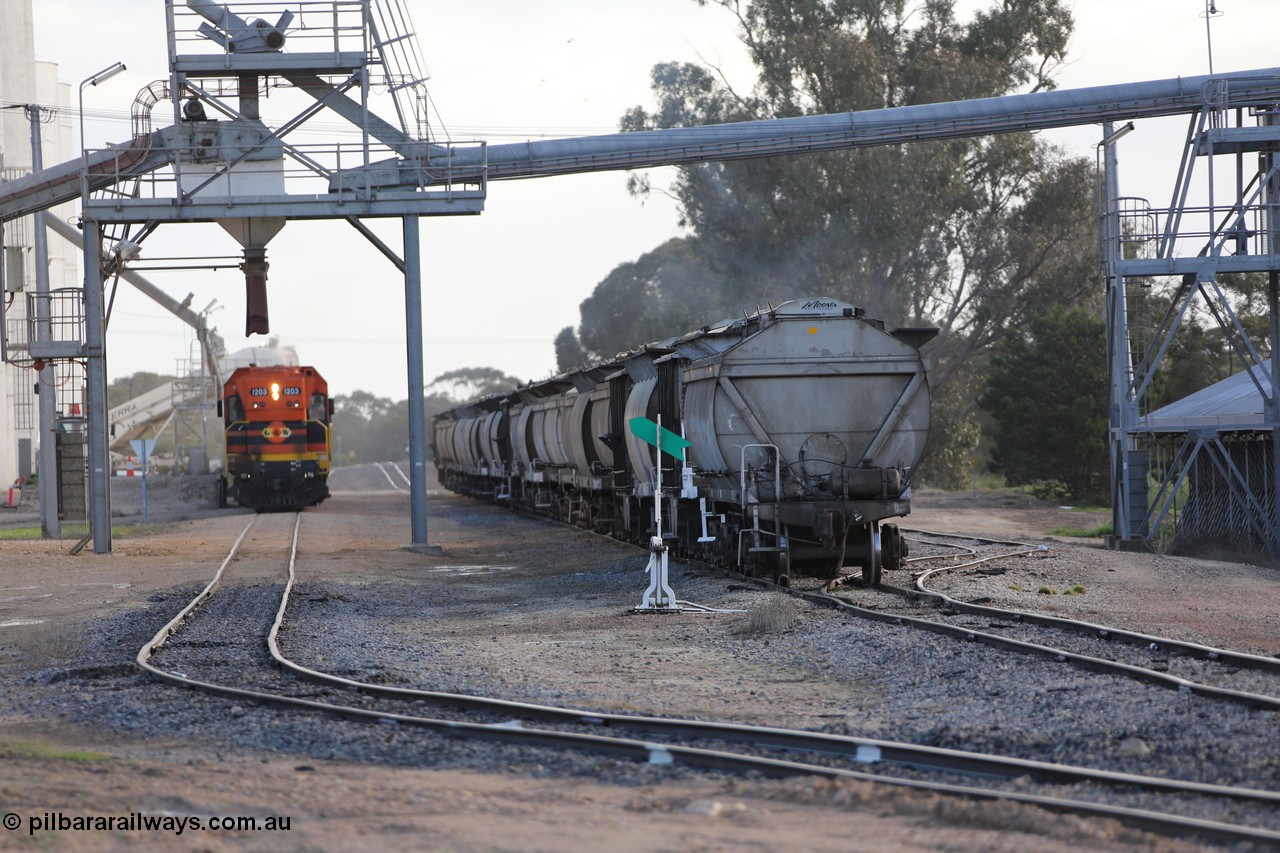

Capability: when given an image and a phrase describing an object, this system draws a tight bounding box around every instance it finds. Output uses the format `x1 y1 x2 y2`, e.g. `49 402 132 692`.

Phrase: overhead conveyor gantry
4 0 1280 555
8 67 1280 222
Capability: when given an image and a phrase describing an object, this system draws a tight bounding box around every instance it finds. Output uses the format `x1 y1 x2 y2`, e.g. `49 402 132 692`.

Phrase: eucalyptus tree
571 237 732 361
564 0 1102 485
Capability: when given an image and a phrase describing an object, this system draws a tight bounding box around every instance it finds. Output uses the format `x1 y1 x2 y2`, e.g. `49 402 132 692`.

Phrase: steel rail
410 490 1280 716
848 531 1280 683
263 528 1280 804
134 513 259 660
133 511 1280 847
911 563 1280 675
902 528 1040 550
812 570 1280 713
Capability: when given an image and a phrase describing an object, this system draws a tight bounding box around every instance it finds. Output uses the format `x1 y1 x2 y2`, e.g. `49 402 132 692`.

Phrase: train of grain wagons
431 298 934 586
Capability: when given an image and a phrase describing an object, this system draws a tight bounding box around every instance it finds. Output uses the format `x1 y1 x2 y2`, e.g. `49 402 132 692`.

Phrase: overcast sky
27 1 1280 400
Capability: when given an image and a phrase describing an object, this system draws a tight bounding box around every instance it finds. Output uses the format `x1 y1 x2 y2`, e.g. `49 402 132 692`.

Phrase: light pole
77 61 125 554
1202 2 1223 75
78 62 126 159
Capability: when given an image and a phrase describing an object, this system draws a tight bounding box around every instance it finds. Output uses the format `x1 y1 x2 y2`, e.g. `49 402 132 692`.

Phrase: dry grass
736 595 799 636
14 623 86 665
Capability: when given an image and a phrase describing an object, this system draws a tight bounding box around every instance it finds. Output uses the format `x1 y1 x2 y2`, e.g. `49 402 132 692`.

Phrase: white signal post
129 438 156 523
635 414 680 613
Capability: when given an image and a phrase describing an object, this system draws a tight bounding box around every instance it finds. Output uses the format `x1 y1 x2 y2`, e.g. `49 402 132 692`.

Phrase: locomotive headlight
271 382 281 401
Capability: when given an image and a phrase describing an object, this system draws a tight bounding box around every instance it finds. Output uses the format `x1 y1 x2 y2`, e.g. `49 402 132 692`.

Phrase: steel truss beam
1105 97 1280 555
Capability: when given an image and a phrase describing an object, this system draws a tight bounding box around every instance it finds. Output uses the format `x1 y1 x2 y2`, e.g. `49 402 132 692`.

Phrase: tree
330 390 409 464
330 388 464 464
557 237 734 366
554 326 591 372
426 367 525 403
108 371 172 409
330 368 524 465
983 306 1108 503
591 0 1099 486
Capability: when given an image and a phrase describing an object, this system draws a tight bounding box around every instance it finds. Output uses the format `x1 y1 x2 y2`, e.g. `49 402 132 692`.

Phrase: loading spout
241 249 270 336
218 217 284 337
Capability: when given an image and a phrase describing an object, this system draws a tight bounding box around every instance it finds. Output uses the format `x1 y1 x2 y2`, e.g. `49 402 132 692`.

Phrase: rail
76 137 487 208
131 507 1280 848
2 288 85 364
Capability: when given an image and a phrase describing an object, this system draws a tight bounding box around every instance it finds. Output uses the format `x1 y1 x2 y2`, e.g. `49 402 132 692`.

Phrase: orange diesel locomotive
220 365 333 510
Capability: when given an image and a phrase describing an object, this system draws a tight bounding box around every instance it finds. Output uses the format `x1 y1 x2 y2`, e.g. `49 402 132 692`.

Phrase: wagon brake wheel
862 522 882 588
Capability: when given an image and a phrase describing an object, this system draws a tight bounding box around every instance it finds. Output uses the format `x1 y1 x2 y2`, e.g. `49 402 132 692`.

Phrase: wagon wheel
881 523 904 573
862 522 882 588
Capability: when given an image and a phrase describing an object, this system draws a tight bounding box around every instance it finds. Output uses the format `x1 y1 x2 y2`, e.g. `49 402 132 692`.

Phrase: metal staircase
367 0 431 138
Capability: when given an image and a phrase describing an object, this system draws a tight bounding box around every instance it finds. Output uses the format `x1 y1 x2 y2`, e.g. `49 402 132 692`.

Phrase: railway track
136 512 1280 847
812 531 1280 712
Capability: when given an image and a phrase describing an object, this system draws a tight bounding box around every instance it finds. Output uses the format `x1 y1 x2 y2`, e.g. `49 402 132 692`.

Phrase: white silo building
0 0 79 492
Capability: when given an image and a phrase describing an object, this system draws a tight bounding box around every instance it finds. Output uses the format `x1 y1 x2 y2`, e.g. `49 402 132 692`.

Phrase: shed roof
1141 363 1275 432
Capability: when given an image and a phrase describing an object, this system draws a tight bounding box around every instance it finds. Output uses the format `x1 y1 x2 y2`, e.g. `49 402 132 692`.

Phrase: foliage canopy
555 0 1100 487
983 305 1109 503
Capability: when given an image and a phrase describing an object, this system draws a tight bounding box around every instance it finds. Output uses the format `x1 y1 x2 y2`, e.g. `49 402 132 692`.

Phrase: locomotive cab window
224 394 245 423
308 393 328 421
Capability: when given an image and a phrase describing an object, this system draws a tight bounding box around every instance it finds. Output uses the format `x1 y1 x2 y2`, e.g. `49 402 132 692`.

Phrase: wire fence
1145 430 1277 556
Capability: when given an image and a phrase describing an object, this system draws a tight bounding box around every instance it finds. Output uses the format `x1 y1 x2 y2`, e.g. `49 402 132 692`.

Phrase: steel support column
1269 255 1280 548
27 106 61 539
1266 109 1280 548
82 215 111 553
1103 121 1134 541
402 214 440 554
1270 273 1280 555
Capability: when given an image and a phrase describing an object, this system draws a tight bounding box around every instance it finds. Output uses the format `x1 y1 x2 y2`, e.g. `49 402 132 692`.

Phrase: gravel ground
275 530 1280 831
1 465 1277 851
